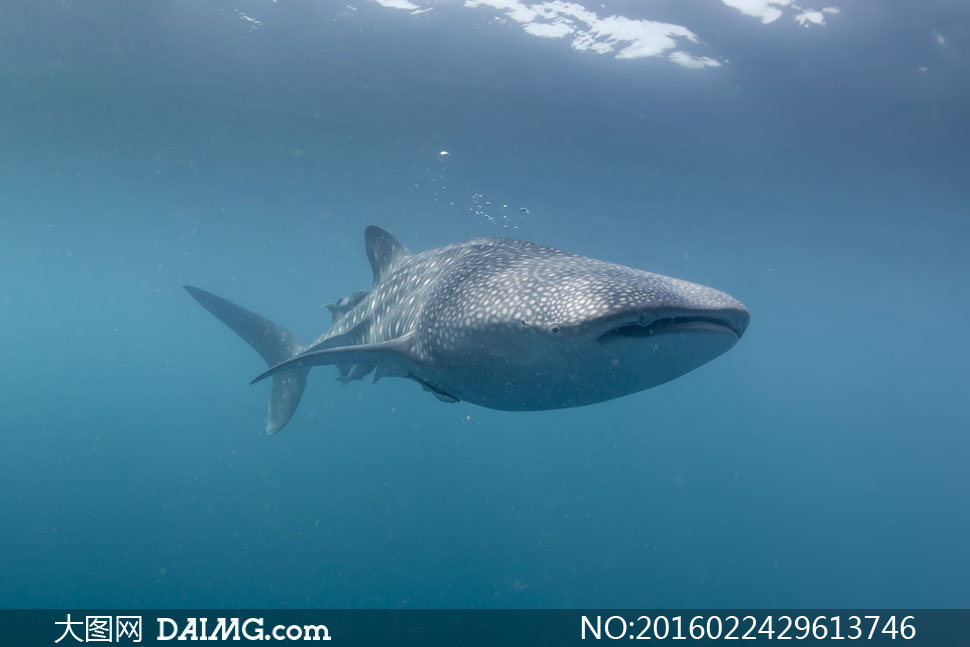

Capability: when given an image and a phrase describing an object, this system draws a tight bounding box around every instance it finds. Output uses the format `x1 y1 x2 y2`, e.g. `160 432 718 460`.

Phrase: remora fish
185 226 749 434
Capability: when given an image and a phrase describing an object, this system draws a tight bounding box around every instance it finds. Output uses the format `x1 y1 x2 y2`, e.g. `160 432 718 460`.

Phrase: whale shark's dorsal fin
365 225 410 286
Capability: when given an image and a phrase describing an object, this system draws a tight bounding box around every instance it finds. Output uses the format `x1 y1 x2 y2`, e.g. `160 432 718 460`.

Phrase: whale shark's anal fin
184 285 307 435
251 332 419 386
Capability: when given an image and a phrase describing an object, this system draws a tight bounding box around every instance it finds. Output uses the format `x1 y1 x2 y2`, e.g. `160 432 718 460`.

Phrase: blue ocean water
1 0 968 609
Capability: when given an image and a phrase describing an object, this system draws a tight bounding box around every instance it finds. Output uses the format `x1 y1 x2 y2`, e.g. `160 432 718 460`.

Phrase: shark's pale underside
185 226 750 434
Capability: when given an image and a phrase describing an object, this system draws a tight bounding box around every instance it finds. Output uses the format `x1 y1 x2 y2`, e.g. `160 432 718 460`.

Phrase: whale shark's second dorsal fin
324 289 369 322
365 225 410 285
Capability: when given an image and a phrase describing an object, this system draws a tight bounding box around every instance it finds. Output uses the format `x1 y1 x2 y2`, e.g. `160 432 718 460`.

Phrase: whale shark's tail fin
184 285 308 435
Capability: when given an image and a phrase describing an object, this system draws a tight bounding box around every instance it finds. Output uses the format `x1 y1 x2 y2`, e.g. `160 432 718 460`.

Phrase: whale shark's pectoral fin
250 332 419 385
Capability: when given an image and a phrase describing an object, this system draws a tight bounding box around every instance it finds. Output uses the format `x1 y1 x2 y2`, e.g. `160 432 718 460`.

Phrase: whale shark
185 226 749 434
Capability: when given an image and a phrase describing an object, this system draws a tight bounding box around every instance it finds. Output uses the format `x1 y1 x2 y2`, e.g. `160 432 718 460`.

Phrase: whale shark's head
423 240 750 410
547 259 749 348
553 261 749 405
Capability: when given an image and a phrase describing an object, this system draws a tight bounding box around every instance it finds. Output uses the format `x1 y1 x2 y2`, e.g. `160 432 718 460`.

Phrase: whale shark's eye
550 325 561 334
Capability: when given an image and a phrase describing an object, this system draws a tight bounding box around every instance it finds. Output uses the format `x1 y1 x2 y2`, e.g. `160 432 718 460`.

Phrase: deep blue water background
1 0 968 608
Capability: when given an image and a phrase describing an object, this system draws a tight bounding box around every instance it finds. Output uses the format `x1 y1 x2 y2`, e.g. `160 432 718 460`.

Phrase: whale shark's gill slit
599 315 739 344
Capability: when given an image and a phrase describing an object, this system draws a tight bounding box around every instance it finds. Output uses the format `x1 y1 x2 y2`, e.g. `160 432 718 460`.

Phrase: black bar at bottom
1 609 967 646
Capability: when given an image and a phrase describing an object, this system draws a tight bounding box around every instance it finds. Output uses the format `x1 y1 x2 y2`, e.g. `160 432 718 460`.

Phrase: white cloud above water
372 0 420 9
523 20 573 39
368 0 839 68
795 6 838 27
795 10 824 27
719 0 790 24
669 51 722 69
719 0 839 27
464 0 721 67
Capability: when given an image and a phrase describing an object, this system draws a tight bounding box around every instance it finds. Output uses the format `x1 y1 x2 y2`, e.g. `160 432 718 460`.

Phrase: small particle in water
519 207 530 214
439 151 449 156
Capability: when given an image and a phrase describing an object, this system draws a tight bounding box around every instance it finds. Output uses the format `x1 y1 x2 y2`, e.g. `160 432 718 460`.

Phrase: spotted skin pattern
315 234 745 360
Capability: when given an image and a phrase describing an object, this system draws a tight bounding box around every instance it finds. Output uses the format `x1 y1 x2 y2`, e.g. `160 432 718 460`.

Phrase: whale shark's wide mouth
598 314 746 345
